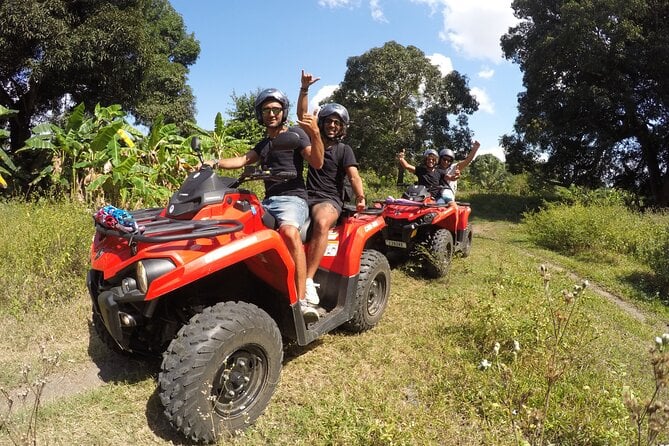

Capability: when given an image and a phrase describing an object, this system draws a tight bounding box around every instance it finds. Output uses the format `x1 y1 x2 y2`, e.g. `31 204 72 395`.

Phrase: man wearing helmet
397 148 454 204
438 140 481 196
298 70 366 307
206 87 324 322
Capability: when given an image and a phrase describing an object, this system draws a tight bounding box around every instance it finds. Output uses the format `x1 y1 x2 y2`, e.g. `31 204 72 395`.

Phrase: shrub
642 225 669 291
522 203 648 256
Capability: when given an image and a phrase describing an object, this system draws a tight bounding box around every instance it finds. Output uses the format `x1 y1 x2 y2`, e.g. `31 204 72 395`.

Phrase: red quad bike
378 184 472 278
86 134 390 443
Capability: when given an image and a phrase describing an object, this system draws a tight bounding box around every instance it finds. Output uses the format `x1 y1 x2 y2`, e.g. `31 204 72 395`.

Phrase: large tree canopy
329 41 478 175
0 0 199 153
501 0 669 205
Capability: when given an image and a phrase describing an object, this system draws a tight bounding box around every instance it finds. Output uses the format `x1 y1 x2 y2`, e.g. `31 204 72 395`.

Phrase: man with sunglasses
206 87 324 322
438 140 480 197
297 70 366 308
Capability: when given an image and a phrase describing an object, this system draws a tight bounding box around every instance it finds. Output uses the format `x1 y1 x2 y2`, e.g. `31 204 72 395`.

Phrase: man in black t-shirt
298 71 366 307
397 148 442 198
207 88 324 322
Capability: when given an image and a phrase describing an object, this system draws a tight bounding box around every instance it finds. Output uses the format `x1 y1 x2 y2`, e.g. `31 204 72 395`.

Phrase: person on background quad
205 88 324 322
438 140 480 196
298 70 366 307
397 148 455 205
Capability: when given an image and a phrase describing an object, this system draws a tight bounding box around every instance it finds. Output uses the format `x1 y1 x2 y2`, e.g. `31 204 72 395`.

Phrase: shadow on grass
463 192 543 223
146 388 199 445
86 321 160 384
622 271 669 305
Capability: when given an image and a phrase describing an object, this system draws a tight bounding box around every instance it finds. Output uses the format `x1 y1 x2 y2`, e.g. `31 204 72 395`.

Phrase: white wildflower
513 340 521 352
478 359 492 370
493 342 500 356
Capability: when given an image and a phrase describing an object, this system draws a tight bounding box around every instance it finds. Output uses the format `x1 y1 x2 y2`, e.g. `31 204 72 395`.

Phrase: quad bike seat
261 210 312 243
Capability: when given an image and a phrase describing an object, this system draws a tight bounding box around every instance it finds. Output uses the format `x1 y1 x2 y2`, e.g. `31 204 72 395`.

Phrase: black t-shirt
252 126 310 200
307 142 358 209
415 165 443 197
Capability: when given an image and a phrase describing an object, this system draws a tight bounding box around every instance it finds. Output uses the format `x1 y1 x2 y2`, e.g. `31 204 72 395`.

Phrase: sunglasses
324 117 343 127
261 107 283 116
440 157 454 162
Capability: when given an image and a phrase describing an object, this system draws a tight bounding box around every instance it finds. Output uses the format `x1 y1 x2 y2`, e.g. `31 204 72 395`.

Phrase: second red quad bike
379 184 472 278
86 133 390 443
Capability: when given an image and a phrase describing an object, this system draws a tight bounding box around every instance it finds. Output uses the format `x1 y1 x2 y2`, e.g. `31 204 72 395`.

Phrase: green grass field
0 196 667 445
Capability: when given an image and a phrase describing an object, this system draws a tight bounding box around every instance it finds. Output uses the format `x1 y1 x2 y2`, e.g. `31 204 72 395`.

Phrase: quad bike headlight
136 259 176 293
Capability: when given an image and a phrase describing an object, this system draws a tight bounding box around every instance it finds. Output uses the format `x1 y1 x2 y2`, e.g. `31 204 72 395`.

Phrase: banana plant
0 105 18 189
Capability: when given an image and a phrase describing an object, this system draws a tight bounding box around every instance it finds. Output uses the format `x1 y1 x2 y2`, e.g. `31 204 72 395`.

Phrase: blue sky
169 0 523 161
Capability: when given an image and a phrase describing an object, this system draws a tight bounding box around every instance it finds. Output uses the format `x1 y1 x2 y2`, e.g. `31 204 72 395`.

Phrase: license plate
385 239 406 248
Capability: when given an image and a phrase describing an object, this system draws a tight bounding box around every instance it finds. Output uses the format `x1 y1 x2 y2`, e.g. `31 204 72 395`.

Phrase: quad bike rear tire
343 249 391 333
159 301 283 443
423 229 453 279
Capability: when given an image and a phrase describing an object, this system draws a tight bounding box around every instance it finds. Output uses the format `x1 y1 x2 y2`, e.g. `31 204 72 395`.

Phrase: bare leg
278 225 307 300
306 202 339 279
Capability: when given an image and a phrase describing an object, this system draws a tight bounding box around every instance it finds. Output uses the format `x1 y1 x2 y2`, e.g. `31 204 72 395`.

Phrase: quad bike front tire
159 301 283 443
423 229 453 279
343 249 391 333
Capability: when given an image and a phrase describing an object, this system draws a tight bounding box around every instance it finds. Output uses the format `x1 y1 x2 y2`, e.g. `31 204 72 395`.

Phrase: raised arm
297 69 321 119
397 149 416 173
297 113 324 169
455 140 480 171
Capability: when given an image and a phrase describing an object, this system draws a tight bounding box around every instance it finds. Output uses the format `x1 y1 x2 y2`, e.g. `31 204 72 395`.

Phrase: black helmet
254 88 290 125
317 103 349 141
439 148 455 161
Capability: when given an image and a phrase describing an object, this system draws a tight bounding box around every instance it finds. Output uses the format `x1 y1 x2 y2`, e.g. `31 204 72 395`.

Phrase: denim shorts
262 195 309 230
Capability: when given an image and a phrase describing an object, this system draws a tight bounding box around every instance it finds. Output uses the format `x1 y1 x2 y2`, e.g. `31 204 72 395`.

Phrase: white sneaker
300 300 319 323
305 278 320 306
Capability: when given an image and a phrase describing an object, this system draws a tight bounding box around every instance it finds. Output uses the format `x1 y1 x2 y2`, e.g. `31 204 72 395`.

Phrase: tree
501 0 669 205
224 90 266 144
0 0 199 157
469 153 509 191
328 41 478 176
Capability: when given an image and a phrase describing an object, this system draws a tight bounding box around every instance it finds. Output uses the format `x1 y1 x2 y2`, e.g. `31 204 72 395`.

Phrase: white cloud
370 0 388 22
478 67 495 79
308 84 339 114
413 0 519 63
426 53 453 75
318 0 355 7
318 0 387 22
471 87 494 114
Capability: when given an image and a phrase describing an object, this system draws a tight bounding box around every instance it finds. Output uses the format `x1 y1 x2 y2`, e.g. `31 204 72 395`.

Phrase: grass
0 195 668 445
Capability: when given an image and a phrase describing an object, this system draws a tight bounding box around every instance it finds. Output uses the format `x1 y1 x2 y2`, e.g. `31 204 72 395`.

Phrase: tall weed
0 200 92 315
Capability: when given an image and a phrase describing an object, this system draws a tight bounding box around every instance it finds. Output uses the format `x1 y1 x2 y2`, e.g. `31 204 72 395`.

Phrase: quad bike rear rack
95 207 244 243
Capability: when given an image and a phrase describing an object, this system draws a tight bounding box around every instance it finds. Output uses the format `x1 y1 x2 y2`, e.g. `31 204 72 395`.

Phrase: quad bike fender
455 204 471 231
316 215 386 276
430 205 458 228
145 228 297 302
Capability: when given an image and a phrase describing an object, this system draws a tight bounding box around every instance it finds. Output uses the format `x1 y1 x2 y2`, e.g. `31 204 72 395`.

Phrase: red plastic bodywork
381 200 469 234
90 192 386 305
